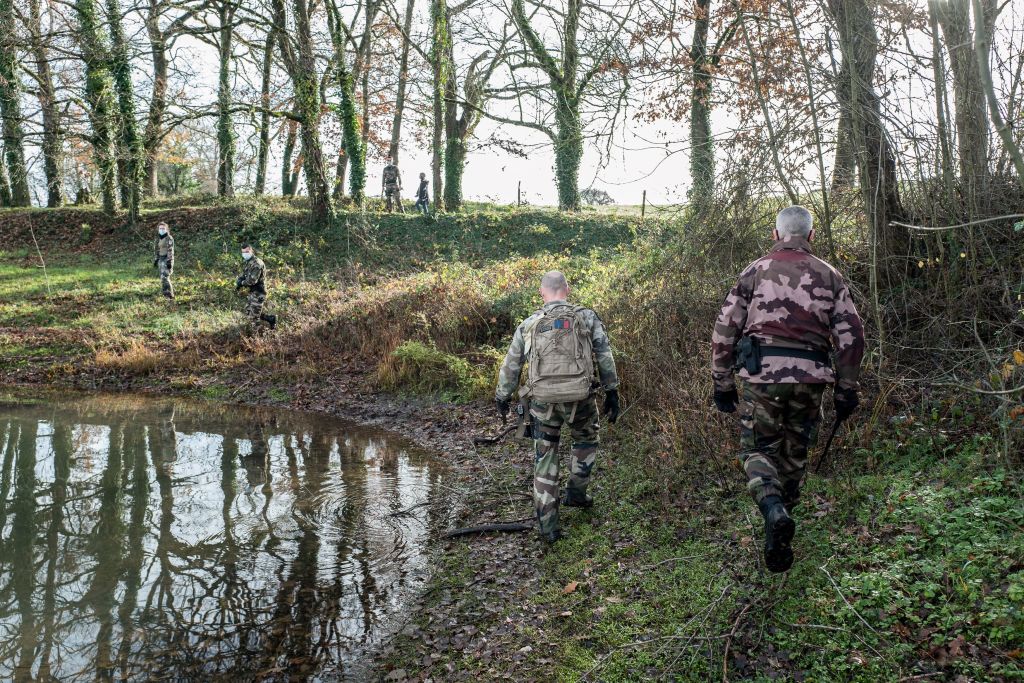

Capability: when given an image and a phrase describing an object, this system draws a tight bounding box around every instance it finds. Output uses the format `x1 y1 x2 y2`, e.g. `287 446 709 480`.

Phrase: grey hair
540 270 569 293
775 205 813 237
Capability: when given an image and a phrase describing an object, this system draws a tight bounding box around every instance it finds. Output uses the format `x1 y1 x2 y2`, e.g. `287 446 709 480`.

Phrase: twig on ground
28 220 52 297
722 601 753 683
442 522 534 538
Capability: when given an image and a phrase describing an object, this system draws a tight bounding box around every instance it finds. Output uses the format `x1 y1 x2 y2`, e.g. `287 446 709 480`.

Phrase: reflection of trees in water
0 400 449 680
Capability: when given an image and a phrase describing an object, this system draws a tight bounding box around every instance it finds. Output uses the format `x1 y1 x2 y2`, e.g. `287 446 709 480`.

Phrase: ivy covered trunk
293 0 332 222
29 0 63 206
0 0 31 206
76 0 119 214
255 32 274 196
107 0 143 220
442 36 462 210
553 94 582 211
431 0 449 209
337 64 365 205
688 1 713 212
216 2 235 198
326 0 365 206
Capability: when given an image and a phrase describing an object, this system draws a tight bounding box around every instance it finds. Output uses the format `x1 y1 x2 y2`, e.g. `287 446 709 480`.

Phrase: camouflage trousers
246 292 267 326
385 185 404 213
158 257 173 298
531 397 600 535
738 382 825 505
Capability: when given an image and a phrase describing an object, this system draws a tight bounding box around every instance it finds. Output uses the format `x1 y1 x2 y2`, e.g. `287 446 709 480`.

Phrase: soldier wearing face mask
153 222 175 299
234 244 276 330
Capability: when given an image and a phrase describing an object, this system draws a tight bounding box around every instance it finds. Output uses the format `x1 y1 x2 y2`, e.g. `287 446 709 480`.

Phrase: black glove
235 276 243 290
495 397 510 420
602 389 620 423
834 387 859 421
713 387 738 413
153 258 159 267
166 261 173 271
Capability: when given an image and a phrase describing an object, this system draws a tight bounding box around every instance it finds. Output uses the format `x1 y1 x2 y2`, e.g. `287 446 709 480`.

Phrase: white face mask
242 252 253 261
158 229 167 236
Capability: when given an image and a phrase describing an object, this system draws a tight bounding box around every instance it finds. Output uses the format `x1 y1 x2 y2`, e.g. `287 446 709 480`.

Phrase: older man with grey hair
495 270 620 543
710 205 865 573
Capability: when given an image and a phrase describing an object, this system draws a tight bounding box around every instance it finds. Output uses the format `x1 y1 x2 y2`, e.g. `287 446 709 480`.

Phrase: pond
0 393 453 681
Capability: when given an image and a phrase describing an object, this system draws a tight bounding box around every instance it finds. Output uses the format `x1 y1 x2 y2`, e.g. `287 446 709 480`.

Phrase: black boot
541 528 562 544
561 489 594 508
758 495 795 573
262 313 277 329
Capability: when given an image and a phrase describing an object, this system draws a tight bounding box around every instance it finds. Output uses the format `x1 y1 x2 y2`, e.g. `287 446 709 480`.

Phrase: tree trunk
216 2 235 198
431 0 448 209
688 0 713 211
106 0 143 221
255 31 274 196
389 0 415 163
282 119 298 196
293 0 332 222
0 0 32 206
553 94 583 211
0 153 11 206
443 35 463 210
28 0 63 207
936 0 990 212
326 0 367 206
143 0 167 198
831 100 856 190
75 0 119 214
827 0 905 261
971 0 1024 187
928 0 954 191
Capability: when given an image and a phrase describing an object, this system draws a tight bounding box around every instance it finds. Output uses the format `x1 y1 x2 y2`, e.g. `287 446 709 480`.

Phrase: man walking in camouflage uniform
382 154 404 213
495 271 620 543
711 206 864 573
235 244 276 330
153 222 174 299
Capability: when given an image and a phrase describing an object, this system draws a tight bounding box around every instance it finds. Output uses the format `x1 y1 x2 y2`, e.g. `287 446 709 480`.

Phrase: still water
0 393 452 681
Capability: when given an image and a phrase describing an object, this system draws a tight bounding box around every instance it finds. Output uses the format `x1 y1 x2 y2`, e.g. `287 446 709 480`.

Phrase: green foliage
377 340 497 402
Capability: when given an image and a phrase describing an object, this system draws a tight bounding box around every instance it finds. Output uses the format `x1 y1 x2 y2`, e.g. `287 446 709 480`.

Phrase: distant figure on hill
153 222 174 300
234 244 276 330
414 172 430 216
494 271 620 544
711 205 865 573
382 154 404 213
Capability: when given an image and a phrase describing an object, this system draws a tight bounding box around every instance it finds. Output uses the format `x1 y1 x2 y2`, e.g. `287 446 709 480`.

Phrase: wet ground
0 392 454 681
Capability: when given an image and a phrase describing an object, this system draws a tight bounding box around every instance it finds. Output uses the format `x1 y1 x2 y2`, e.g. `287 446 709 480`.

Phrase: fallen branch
443 522 534 538
722 600 753 683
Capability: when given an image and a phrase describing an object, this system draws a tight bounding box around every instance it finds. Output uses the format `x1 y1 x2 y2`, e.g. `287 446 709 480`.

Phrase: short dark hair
241 243 254 251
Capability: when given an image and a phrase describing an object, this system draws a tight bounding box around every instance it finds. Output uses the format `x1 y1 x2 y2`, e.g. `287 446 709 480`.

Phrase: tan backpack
524 304 595 403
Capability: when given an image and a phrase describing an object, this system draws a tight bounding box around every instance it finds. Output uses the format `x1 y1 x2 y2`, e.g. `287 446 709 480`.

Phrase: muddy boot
561 489 594 508
262 313 277 329
541 528 562 544
758 495 795 573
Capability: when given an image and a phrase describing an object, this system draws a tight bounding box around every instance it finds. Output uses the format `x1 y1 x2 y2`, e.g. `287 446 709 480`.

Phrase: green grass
387 426 1022 681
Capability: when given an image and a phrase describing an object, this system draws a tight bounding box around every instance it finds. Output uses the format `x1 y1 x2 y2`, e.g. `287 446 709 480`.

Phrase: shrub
95 341 162 375
377 340 499 403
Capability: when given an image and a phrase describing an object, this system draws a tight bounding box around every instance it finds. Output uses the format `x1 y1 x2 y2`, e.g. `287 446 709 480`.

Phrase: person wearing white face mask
153 222 175 299
234 244 276 330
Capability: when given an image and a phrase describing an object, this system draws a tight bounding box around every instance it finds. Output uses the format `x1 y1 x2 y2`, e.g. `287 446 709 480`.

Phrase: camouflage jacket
237 257 267 294
155 234 174 261
496 300 619 401
711 236 865 392
383 164 401 188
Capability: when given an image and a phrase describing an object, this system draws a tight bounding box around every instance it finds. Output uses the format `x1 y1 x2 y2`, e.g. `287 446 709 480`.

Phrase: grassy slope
1 199 1021 681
